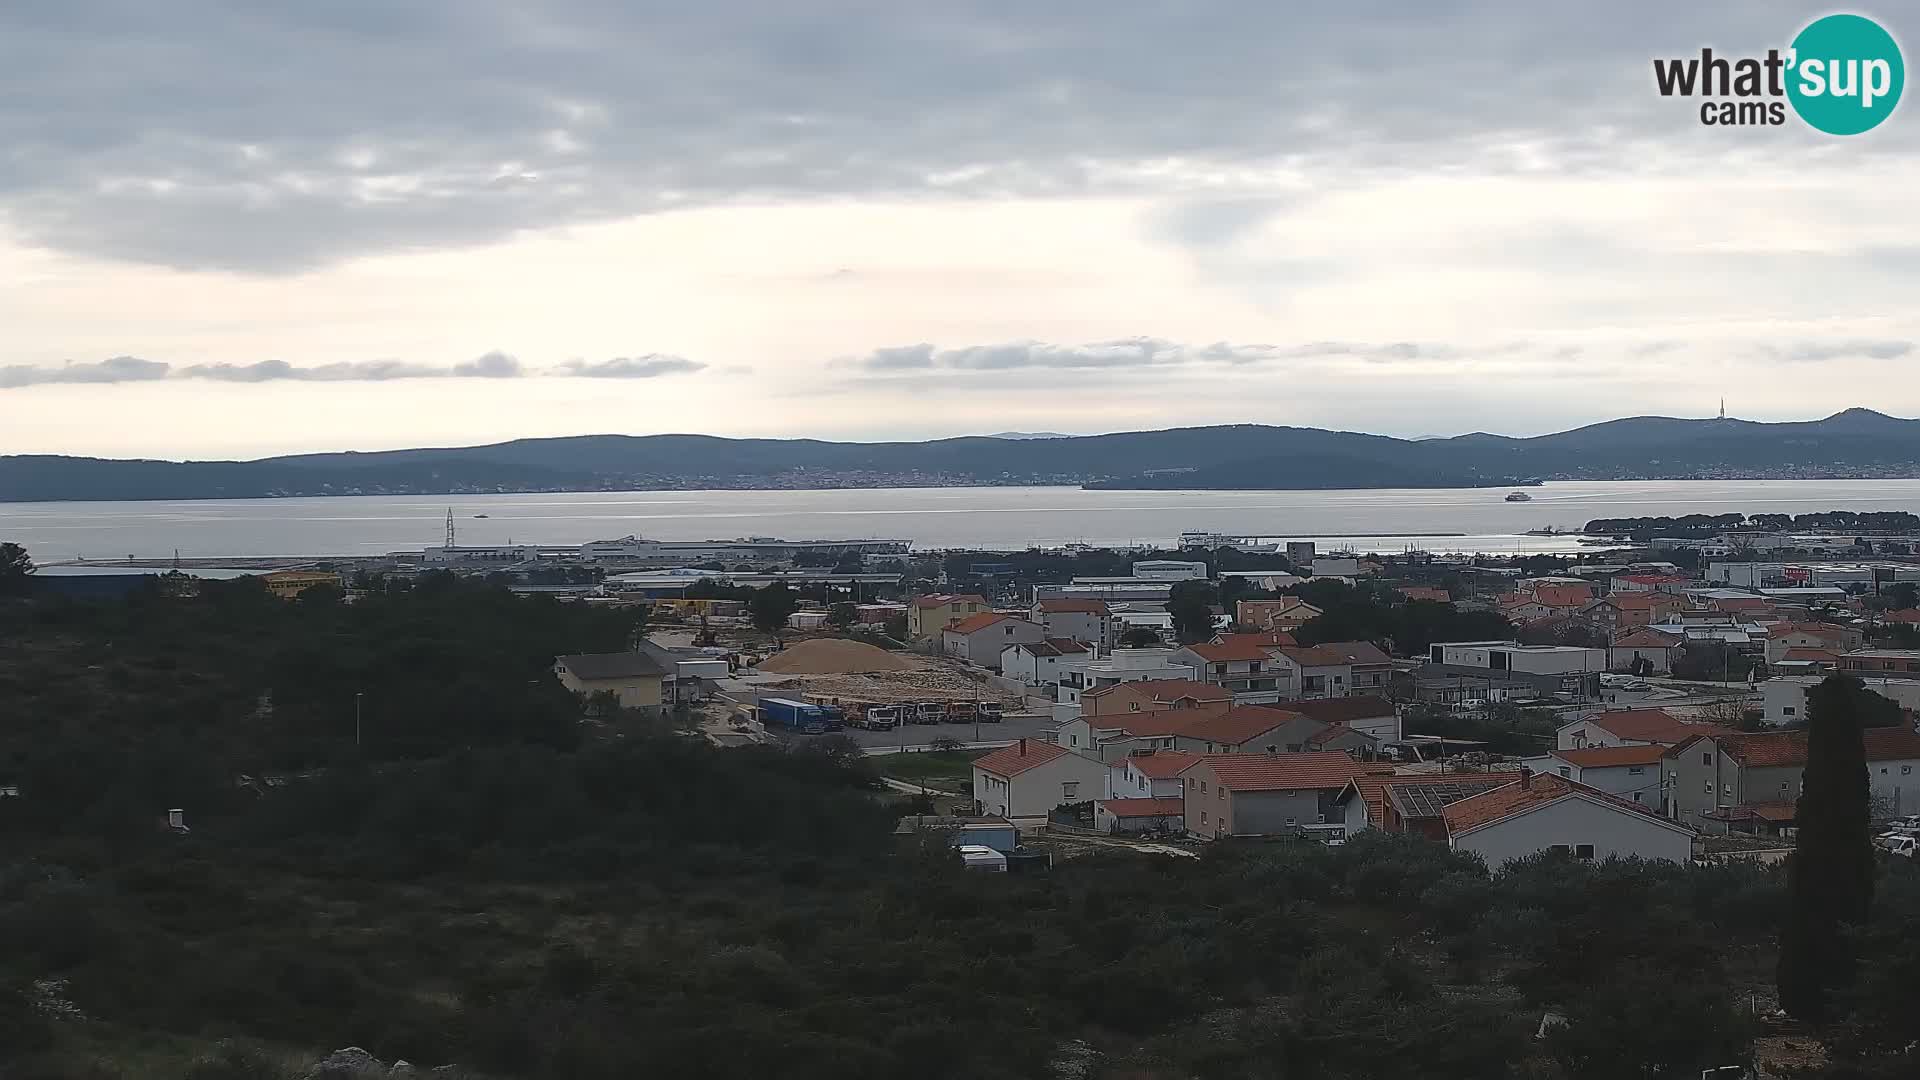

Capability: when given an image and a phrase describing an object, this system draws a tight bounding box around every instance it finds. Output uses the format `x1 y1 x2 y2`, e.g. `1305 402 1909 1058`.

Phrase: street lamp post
354 691 364 750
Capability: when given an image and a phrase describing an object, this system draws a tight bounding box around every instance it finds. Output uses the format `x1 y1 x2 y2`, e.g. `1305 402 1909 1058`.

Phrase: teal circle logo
1787 14 1904 135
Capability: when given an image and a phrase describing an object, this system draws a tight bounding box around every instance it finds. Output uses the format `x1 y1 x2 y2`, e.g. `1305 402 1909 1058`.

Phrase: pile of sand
756 637 917 675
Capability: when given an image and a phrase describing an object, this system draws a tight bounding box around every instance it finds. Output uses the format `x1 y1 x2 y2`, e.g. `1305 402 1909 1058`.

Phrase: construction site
744 637 1027 712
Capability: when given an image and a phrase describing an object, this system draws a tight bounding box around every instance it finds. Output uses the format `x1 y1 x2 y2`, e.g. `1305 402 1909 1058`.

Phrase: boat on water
1178 530 1280 553
473 514 489 518
1504 492 1533 502
577 534 912 560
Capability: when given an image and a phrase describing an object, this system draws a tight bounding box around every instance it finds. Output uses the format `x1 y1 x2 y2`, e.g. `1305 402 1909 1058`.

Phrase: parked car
1881 835 1916 858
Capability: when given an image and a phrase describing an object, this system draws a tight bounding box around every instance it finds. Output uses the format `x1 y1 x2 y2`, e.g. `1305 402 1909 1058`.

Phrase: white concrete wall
1450 794 1692 867
972 752 1108 818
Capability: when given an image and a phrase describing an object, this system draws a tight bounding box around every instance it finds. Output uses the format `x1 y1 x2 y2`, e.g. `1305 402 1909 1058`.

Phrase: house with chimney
971 738 1107 818
1179 752 1366 839
1030 598 1115 649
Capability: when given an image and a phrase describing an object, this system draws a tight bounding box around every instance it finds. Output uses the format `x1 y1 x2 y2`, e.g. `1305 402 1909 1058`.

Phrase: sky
3 1 1919 459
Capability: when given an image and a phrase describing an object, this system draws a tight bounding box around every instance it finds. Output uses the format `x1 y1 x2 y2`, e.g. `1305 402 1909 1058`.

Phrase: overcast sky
2 1 1916 458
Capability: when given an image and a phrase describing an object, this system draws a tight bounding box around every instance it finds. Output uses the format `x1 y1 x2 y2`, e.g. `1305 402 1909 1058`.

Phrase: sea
8 479 1920 562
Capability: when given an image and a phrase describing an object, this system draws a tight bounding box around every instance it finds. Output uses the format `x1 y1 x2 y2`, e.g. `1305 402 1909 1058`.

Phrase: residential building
1771 648 1840 677
907 593 990 640
1057 681 1234 761
1105 749 1202 800
554 651 669 712
1094 797 1186 834
1171 639 1290 700
1336 771 1521 838
1520 745 1668 807
972 738 1109 818
942 613 1044 669
1556 708 1732 751
1762 674 1920 726
1442 772 1696 865
1082 678 1232 719
1065 648 1202 703
1030 598 1114 649
1236 597 1323 632
1398 586 1451 603
1764 622 1866 663
1287 695 1403 742
1172 706 1324 755
1839 649 1920 680
1398 664 1577 706
1277 641 1395 698
999 638 1092 688
1608 628 1684 674
1180 752 1365 839
1663 727 1920 828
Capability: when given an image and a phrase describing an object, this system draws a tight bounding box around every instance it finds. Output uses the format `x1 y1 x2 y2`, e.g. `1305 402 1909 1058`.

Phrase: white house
971 738 1109 818
1520 745 1667 809
1061 647 1198 704
942 613 1045 670
1607 628 1684 674
1000 638 1092 688
1441 772 1696 866
1171 639 1290 701
1104 749 1201 800
1762 674 1920 727
1130 559 1208 581
1556 708 1730 751
1030 599 1114 649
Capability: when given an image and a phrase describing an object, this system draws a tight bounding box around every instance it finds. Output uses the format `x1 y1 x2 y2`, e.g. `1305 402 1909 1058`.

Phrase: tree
1118 626 1162 647
1167 579 1217 644
1778 675 1877 1023
0 543 32 596
828 602 857 630
1884 581 1919 609
749 581 799 638
883 613 909 642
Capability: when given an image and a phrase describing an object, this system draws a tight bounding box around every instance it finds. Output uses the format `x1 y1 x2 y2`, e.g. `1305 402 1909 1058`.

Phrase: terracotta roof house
1236 597 1323 632
1663 727 1920 829
907 593 991 639
1000 638 1092 687
1179 752 1364 838
1106 748 1205 802
1608 627 1685 673
972 738 1108 818
1094 796 1186 834
1060 682 1234 762
1763 621 1865 664
1030 598 1114 649
1277 641 1395 697
1398 586 1452 603
1440 771 1695 864
1883 608 1920 626
942 613 1044 669
1556 708 1733 751
1172 706 1318 755
1335 771 1522 838
1523 744 1667 808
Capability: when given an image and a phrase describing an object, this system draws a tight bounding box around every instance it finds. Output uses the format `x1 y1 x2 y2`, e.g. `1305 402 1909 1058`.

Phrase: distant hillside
5 410 1920 501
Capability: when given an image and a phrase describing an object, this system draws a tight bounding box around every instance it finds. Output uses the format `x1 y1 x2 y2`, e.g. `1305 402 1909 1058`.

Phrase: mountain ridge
4 410 1919 502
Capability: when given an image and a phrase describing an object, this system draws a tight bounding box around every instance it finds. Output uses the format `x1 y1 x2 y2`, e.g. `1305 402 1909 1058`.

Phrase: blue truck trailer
757 696 843 734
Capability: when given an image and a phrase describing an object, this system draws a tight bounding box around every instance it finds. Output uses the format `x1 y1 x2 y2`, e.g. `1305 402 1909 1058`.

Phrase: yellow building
907 593 990 640
261 570 344 600
554 651 670 712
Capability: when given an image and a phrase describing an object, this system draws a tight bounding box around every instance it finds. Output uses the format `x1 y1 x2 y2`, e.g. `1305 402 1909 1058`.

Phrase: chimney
1018 738 1027 757
1519 766 1531 789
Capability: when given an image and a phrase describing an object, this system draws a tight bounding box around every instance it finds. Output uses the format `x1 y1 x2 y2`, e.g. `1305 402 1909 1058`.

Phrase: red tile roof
1219 630 1298 648
1286 696 1397 725
1122 750 1203 778
1766 621 1853 639
1779 647 1839 663
1883 608 1920 625
1084 679 1230 704
1617 574 1691 586
1281 641 1392 667
1098 796 1185 818
1178 706 1308 746
1036 599 1110 614
1399 586 1452 603
1191 751 1363 792
1612 628 1683 649
1549 744 1669 768
1340 771 1523 827
1532 585 1593 608
1609 592 1670 610
912 593 986 608
1442 772 1687 836
1185 639 1277 662
1705 727 1920 769
945 612 1011 634
1575 708 1733 745
1088 712 1206 737
1710 596 1775 612
973 738 1077 778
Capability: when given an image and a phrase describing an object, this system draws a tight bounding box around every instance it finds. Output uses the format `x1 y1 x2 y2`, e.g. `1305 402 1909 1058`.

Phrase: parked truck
757 696 844 735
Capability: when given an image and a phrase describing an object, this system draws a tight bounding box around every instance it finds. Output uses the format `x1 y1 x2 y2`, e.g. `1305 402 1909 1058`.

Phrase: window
1200 780 1207 793
1575 844 1595 860
1550 844 1570 854
1633 792 1643 803
1217 788 1224 802
1905 766 1913 776
1200 810 1208 825
1701 752 1713 766
1782 707 1796 716
1069 734 1078 746
1285 818 1296 826
1628 766 1644 775
1704 781 1713 794
1129 702 1140 711
1062 782 1079 799
1556 766 1571 778
1722 784 1732 797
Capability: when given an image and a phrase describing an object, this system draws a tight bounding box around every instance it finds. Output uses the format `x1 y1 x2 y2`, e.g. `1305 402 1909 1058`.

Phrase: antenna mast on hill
445 509 456 548
1719 398 1726 420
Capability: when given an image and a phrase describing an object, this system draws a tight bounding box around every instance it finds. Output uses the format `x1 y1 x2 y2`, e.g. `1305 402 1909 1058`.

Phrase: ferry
1504 492 1533 502
1178 531 1279 553
576 534 912 562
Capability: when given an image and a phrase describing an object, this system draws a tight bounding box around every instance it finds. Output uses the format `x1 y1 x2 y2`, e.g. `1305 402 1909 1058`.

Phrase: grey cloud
0 355 170 388
453 351 525 377
552 355 705 378
855 338 1281 371
181 359 449 382
0 1 1855 273
1771 340 1915 362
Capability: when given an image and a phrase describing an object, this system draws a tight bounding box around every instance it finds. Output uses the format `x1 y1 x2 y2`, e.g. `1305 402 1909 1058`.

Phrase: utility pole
354 691 364 750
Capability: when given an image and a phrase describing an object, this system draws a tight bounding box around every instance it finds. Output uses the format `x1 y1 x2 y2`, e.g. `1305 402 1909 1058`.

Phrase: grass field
874 749 984 790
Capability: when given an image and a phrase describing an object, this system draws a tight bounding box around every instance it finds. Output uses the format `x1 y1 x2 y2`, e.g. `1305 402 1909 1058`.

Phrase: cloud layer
0 352 706 389
0 1 1869 273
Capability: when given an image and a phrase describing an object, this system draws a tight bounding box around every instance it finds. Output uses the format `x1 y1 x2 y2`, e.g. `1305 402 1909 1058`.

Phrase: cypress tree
1777 675 1876 1023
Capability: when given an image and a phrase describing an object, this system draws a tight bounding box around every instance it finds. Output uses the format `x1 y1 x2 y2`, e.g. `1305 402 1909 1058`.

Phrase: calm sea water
7 479 1920 561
